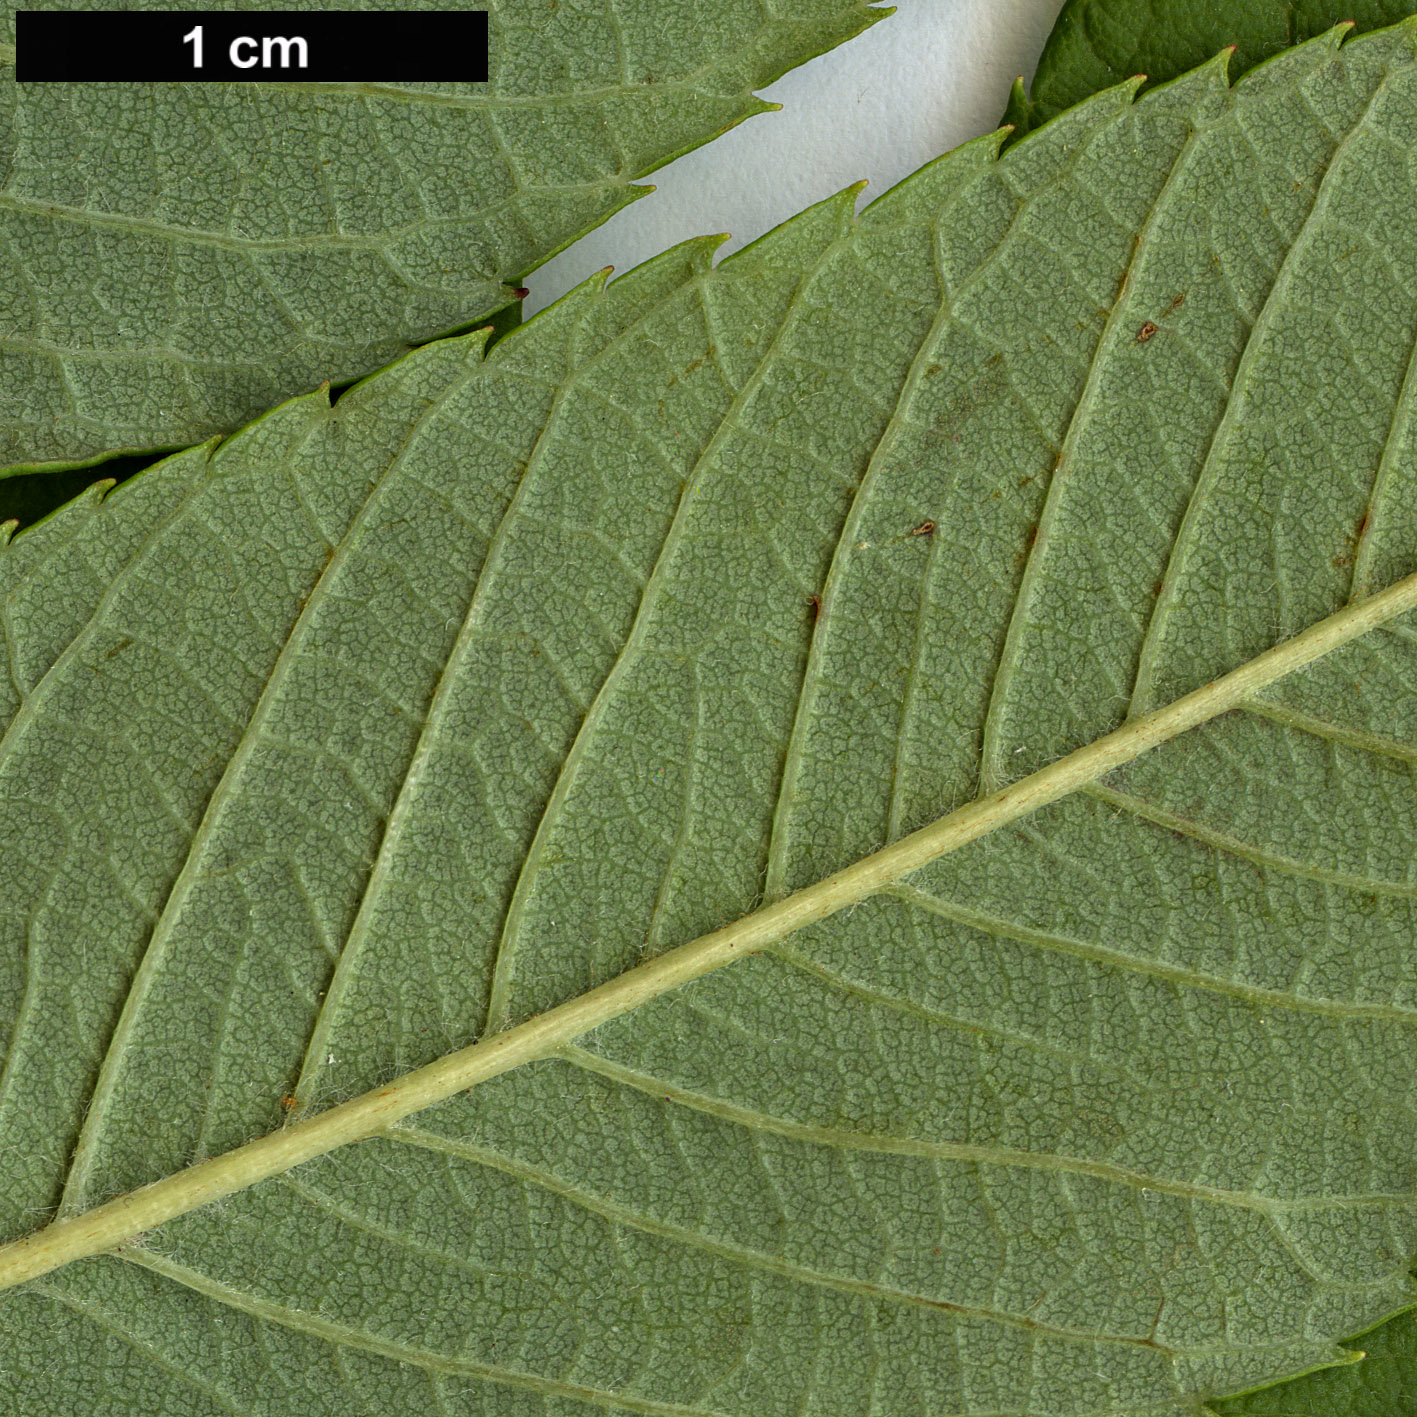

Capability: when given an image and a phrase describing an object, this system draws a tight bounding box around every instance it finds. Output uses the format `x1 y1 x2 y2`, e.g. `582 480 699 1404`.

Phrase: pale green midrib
1243 697 1417 763
557 1046 1414 1216
1351 267 1417 599
300 253 722 1093
44 1258 723 1417
886 883 1417 1023
978 74 1202 790
764 136 1009 897
4 566 1416 1291
1129 39 1391 717
61 372 478 1218
385 1124 1190 1353
1086 783 1417 899
482 202 856 1032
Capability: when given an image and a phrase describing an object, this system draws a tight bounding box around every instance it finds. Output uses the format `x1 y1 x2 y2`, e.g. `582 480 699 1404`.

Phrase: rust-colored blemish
910 519 936 538
1136 321 1158 344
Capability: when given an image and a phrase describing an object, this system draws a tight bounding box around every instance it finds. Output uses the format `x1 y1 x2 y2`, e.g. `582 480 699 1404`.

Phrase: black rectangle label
16 10 490 82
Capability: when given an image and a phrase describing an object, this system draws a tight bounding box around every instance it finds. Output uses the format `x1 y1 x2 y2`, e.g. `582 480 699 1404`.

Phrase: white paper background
525 0 1068 315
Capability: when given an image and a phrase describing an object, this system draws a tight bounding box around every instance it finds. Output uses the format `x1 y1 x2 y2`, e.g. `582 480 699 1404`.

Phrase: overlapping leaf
0 0 882 474
5 21 1417 1416
1219 1310 1417 1415
1004 0 1416 135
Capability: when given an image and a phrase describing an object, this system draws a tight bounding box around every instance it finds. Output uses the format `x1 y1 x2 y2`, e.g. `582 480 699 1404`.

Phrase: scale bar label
16 10 490 82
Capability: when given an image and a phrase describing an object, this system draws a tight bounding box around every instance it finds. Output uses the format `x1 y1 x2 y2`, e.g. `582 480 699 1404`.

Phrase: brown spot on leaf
1136 321 1158 343
910 519 936 537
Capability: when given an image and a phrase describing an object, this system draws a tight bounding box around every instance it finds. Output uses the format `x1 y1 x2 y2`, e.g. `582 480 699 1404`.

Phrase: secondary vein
2 564 1415 1290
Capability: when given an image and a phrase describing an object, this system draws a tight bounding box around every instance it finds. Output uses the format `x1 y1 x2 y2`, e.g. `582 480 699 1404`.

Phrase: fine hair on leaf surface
5 17 1417 1417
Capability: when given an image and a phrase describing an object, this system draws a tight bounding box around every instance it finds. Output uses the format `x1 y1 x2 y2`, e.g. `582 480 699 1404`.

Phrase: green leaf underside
6 21 1417 1414
1216 1309 1417 1413
1005 0 1417 136
0 0 883 476
1012 5 1417 1411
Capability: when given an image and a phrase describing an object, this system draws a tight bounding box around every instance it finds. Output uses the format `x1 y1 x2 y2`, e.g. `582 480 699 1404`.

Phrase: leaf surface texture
5 24 1417 1416
0 0 881 472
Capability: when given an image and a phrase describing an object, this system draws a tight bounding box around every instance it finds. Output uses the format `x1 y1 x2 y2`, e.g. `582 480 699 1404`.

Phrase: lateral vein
1085 783 1417 899
73 1252 724 1417
383 1124 1198 1352
557 1046 1416 1214
886 883 1417 1022
2 565 1415 1289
